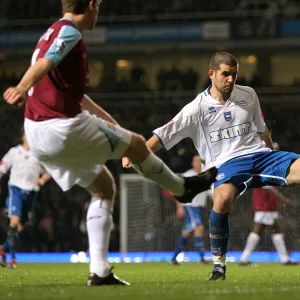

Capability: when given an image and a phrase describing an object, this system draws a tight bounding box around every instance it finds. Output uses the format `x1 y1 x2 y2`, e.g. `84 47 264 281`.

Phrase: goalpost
119 174 182 254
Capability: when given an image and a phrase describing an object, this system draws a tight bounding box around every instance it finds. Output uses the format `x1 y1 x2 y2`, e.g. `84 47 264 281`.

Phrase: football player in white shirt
168 155 212 265
0 132 51 268
123 52 300 280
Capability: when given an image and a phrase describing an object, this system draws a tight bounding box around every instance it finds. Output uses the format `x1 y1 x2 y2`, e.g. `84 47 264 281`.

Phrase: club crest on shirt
216 173 225 181
223 111 232 121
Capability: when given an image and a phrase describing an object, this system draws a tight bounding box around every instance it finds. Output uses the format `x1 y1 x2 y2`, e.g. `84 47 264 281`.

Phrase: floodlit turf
0 262 300 300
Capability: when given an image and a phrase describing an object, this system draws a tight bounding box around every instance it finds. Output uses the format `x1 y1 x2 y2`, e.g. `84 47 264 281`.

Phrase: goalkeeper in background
164 155 212 264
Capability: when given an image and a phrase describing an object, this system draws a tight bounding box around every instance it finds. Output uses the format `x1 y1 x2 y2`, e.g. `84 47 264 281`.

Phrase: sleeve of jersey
0 149 14 174
44 25 81 68
152 101 199 151
252 90 266 134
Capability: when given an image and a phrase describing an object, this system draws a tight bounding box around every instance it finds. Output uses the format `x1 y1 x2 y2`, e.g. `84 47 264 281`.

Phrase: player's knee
195 225 205 236
182 231 191 239
9 216 20 228
125 133 149 163
18 224 24 233
213 193 233 213
132 134 147 150
97 181 116 200
87 168 116 200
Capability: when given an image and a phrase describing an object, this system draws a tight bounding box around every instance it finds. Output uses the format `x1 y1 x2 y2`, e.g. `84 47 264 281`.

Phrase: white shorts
24 111 132 191
254 211 279 225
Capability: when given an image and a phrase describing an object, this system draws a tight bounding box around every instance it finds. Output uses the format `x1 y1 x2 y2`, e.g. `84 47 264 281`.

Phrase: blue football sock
7 226 18 260
193 236 205 260
172 235 188 260
13 232 19 260
209 210 230 265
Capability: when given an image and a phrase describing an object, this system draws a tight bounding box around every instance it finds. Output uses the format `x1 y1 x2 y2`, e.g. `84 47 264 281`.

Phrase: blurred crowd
0 0 239 22
0 64 265 97
1 0 300 25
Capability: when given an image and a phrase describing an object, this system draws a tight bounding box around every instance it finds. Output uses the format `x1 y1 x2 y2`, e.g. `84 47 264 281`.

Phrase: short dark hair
61 0 98 14
209 52 238 70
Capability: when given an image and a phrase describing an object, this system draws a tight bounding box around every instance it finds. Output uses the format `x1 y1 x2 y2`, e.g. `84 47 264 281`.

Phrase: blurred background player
0 131 51 268
3 0 216 285
240 142 297 265
169 155 212 265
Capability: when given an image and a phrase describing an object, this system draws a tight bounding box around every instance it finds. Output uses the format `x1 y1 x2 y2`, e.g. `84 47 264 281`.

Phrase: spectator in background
183 67 199 91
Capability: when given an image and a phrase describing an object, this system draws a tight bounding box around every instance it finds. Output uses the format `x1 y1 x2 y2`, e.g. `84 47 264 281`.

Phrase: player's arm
3 58 52 107
0 150 14 193
267 187 294 208
148 99 200 152
146 135 163 152
16 58 52 96
4 25 81 107
0 150 14 177
161 188 184 217
36 172 52 187
81 94 119 126
258 127 274 150
252 89 274 150
123 101 199 168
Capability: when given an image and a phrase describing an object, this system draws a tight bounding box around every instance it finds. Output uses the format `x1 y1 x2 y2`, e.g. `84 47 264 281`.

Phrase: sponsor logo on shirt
234 100 248 106
55 38 67 54
209 122 251 143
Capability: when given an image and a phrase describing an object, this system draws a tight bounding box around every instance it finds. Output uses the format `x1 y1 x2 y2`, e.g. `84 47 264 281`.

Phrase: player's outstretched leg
85 167 130 286
123 134 217 203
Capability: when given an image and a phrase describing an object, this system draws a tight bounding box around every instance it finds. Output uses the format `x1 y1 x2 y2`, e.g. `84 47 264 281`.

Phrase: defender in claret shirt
3 0 216 286
124 52 300 280
240 143 297 266
239 186 297 266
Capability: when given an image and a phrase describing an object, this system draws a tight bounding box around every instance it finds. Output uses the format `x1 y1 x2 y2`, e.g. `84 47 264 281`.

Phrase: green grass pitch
0 262 299 300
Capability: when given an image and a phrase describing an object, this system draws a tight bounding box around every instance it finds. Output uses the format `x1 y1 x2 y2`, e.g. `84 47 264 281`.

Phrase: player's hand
36 178 45 186
3 87 26 107
122 157 132 168
176 206 185 218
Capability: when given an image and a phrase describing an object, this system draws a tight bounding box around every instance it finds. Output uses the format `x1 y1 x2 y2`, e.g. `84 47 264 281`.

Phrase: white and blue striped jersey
0 145 45 191
153 85 270 170
182 168 212 207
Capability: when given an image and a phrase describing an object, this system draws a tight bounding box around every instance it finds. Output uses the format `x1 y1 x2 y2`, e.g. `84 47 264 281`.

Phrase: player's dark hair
209 52 238 70
61 0 99 14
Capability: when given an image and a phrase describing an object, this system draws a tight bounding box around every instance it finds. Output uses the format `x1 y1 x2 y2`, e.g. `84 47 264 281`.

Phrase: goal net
119 174 182 253
119 174 300 254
